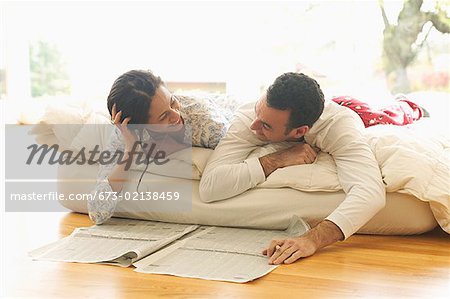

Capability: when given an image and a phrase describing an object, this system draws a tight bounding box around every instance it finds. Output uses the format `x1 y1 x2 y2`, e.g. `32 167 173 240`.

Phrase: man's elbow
372 189 387 212
199 174 221 203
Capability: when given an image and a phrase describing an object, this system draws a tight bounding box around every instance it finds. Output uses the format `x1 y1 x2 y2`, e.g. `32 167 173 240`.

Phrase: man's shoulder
313 100 363 128
236 101 256 114
306 100 365 145
322 100 349 114
231 101 257 125
220 101 266 145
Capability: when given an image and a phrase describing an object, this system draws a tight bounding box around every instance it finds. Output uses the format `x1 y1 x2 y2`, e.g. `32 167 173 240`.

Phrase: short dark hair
107 70 163 124
266 72 325 131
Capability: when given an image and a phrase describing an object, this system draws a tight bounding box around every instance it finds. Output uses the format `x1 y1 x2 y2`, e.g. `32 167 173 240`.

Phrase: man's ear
292 125 309 138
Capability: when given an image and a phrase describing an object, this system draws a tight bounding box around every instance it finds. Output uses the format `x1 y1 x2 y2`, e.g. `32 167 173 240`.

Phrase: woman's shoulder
177 93 236 114
176 94 210 117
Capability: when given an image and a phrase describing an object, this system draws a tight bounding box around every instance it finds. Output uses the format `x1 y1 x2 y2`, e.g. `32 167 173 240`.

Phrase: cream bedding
57 162 438 235
29 98 449 234
186 123 449 233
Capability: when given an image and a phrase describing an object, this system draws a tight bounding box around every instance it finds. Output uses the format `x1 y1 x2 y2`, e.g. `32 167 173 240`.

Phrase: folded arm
199 121 265 202
199 110 318 203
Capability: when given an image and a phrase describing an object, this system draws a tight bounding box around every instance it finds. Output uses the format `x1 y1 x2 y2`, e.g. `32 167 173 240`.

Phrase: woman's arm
88 128 126 224
88 108 138 224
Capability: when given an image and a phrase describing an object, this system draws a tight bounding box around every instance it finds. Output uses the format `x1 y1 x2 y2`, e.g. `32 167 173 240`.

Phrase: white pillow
71 121 206 180
28 99 207 180
260 152 340 192
29 100 100 151
70 116 112 152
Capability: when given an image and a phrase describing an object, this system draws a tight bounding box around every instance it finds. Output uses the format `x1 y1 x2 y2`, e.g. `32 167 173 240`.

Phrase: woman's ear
292 125 309 138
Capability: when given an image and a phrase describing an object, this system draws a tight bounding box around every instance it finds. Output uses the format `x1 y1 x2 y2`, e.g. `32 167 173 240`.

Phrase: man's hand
278 143 318 166
259 143 318 177
262 235 318 264
262 220 344 264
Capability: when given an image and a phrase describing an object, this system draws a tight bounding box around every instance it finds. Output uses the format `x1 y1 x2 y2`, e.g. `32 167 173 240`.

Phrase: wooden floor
2 212 449 298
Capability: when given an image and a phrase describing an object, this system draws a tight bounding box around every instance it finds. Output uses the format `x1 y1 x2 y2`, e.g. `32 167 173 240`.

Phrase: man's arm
199 115 266 202
199 107 317 203
259 143 317 177
305 104 386 240
261 105 386 264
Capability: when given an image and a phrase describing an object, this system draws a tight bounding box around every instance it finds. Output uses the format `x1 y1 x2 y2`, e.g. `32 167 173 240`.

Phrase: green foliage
29 40 71 97
380 0 449 93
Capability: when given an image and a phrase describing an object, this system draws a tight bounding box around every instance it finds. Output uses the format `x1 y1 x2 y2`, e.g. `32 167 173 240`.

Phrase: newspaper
29 218 199 267
133 216 310 283
29 216 310 282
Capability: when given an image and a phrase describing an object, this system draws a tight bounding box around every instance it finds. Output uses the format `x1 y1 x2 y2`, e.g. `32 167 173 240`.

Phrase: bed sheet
57 163 437 235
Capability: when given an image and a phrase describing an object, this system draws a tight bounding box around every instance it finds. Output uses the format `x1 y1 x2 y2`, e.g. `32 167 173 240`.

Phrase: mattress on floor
57 163 437 235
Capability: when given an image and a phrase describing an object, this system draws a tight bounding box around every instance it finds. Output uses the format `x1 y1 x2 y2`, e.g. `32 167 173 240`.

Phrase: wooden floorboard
2 212 449 298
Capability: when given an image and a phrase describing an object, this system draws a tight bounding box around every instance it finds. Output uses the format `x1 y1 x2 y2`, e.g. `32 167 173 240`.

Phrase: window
2 1 448 105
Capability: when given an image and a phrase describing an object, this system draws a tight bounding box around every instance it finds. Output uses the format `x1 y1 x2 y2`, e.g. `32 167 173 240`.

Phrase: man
199 72 385 265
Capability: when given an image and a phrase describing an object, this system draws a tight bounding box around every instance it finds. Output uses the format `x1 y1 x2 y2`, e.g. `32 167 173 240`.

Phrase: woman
88 70 231 224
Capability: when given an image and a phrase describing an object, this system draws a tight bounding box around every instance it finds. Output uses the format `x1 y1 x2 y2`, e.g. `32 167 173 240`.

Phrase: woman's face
147 86 184 132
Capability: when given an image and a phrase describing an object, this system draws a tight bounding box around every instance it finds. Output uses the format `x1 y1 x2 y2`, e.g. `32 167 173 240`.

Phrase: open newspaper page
134 216 310 282
29 218 199 267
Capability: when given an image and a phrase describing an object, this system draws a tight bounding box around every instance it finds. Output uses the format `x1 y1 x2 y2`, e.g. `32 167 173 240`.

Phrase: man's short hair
266 72 325 131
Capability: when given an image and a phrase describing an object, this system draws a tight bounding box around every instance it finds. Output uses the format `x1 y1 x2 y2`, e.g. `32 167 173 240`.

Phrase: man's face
250 94 308 142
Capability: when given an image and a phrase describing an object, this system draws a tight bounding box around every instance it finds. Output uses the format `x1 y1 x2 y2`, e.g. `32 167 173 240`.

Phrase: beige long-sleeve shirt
199 101 386 239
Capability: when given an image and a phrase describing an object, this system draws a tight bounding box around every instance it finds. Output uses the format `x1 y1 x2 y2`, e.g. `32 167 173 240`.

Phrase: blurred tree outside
29 40 71 97
380 0 450 93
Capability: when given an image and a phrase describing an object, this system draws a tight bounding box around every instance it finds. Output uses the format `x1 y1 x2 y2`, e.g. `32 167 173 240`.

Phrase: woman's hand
111 103 138 152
